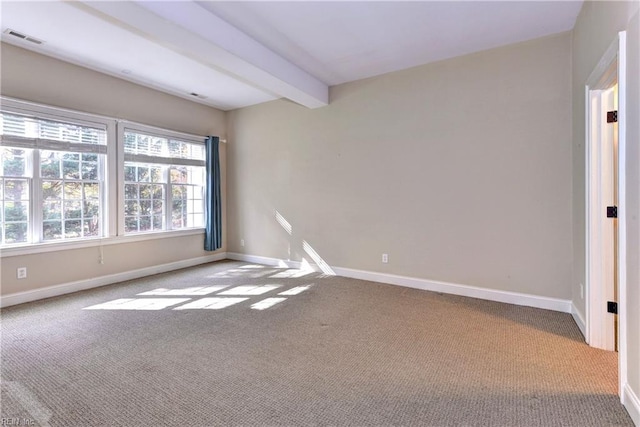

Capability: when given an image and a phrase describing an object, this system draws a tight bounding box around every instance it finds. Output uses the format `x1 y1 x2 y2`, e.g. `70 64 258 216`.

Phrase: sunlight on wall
137 286 228 296
84 298 190 310
173 297 248 310
275 210 293 235
303 240 336 275
278 284 313 296
218 285 281 295
251 297 287 310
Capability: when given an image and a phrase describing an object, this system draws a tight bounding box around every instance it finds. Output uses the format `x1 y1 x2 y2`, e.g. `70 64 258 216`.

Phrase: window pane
64 182 82 199
140 216 151 231
150 166 163 183
83 183 99 199
41 156 61 178
81 161 99 180
125 216 138 233
125 200 138 215
83 218 99 237
84 200 99 218
1 148 27 177
191 213 204 228
125 184 138 199
43 221 62 240
140 200 151 215
4 179 29 200
64 201 82 219
65 220 81 238
42 181 62 200
153 215 163 229
137 166 150 182
124 165 136 181
170 167 188 184
5 201 28 221
5 222 28 243
153 199 163 215
63 160 80 179
43 201 61 220
140 184 151 199
152 184 163 199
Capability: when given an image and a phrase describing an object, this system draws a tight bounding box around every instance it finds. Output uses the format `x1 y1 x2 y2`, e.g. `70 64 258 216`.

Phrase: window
0 109 108 246
122 128 205 234
0 98 209 251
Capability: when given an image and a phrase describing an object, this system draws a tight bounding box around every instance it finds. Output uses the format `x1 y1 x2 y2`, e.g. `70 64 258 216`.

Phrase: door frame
585 31 627 397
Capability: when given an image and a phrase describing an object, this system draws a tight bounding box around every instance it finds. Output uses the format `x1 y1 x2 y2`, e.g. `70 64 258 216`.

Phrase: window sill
0 228 205 258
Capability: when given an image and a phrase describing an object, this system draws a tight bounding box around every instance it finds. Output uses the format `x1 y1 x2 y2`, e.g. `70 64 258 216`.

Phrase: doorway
585 31 627 397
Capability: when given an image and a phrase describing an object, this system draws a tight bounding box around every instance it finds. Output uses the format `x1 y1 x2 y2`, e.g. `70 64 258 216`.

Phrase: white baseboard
624 383 640 427
333 265 571 313
0 252 227 308
571 302 587 339
226 252 304 269
226 253 572 313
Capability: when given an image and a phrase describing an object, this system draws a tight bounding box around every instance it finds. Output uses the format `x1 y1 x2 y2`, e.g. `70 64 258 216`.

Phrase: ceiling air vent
3 29 44 45
190 92 208 100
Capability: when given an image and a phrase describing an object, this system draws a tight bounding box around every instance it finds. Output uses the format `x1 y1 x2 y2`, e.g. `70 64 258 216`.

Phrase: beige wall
0 43 227 297
571 0 640 418
227 32 573 299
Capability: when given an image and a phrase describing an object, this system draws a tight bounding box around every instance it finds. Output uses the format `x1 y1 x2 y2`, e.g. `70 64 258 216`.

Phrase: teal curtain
204 136 222 251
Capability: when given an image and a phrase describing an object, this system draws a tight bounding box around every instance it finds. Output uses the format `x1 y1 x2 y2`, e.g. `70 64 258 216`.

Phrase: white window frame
0 97 117 248
116 121 206 236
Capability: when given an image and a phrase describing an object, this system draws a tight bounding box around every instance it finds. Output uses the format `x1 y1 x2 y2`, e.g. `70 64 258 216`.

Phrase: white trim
616 30 628 401
0 252 226 308
333 266 571 313
623 383 640 427
117 119 205 143
227 253 571 313
226 252 304 269
571 303 587 339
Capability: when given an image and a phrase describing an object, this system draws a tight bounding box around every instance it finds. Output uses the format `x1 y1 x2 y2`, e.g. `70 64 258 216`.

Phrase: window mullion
164 166 171 231
31 149 42 244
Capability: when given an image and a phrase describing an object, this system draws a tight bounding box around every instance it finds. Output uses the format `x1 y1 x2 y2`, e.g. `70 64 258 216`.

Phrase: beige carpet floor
0 260 634 426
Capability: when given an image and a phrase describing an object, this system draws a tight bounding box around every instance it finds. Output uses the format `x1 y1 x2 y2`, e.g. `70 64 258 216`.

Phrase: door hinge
607 110 618 123
606 206 618 218
607 301 618 314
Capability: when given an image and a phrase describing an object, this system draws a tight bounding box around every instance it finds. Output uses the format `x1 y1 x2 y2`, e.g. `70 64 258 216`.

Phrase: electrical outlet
382 253 389 263
17 267 27 279
580 283 584 299
241 239 245 247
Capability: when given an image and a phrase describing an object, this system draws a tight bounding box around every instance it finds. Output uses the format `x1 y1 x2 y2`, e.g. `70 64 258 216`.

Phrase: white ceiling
0 1 583 111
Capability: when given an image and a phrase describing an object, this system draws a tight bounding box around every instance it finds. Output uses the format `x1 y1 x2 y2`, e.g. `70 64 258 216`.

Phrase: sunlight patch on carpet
137 286 229 296
83 298 190 310
218 285 281 296
173 297 249 310
278 284 314 295
251 298 287 310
